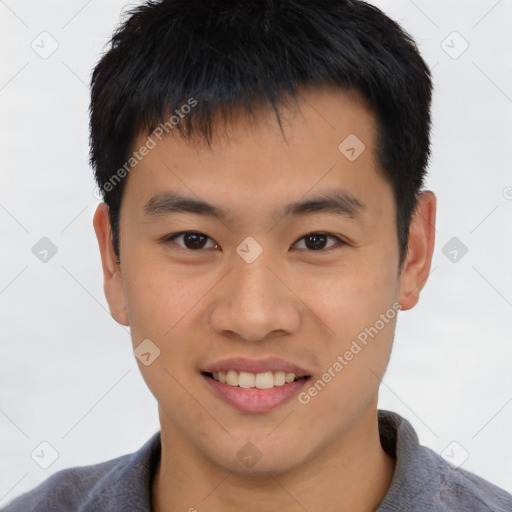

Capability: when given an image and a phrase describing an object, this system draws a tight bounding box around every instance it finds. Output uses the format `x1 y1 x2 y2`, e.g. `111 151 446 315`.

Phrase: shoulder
377 410 512 512
426 447 512 512
0 455 130 511
0 432 161 512
430 447 512 512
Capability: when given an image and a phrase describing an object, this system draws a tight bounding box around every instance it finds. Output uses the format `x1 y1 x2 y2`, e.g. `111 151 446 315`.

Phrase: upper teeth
212 370 298 389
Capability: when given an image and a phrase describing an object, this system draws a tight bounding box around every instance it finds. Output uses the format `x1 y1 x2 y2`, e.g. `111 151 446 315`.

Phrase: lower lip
202 374 310 413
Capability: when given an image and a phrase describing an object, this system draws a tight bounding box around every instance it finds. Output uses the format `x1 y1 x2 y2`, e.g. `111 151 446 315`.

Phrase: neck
152 404 395 512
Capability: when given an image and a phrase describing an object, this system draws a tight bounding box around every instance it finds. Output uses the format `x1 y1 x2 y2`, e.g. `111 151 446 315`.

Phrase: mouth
200 358 312 413
201 370 310 389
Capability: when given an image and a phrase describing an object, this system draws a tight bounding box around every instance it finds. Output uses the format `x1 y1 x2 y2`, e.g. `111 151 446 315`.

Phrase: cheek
295 291 397 434
122 252 207 339
296 258 398 341
122 256 224 387
122 263 208 405
292 254 398 400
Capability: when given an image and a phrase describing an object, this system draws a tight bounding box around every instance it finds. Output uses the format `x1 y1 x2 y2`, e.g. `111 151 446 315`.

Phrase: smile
201 365 311 413
204 370 306 389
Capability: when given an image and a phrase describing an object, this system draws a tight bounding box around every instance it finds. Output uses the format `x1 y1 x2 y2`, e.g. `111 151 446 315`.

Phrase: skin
93 85 436 512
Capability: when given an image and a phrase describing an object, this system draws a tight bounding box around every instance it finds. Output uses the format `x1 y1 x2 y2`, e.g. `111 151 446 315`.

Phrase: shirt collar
376 409 441 511
76 410 432 511
78 431 161 512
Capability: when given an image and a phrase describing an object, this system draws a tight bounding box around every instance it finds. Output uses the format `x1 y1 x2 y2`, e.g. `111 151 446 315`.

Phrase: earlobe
398 191 437 311
92 203 130 326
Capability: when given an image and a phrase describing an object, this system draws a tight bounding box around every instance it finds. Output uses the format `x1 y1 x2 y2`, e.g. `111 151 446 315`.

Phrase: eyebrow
143 189 365 222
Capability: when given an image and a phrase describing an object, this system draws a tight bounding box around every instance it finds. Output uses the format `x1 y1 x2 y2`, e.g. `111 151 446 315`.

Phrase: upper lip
201 357 311 377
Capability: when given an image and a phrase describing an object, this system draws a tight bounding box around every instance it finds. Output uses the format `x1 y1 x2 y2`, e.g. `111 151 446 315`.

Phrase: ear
92 203 129 326
398 191 437 311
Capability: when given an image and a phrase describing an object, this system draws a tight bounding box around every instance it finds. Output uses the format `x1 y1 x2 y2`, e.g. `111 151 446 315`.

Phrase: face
94 85 434 475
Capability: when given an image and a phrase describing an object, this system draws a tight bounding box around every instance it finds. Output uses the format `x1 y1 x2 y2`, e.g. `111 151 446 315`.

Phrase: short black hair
90 0 433 271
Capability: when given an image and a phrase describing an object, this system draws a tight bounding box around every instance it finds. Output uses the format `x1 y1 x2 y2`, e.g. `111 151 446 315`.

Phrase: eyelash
162 231 346 253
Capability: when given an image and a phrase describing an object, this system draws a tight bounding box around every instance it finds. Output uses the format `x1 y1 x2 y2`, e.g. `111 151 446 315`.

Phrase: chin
200 434 310 477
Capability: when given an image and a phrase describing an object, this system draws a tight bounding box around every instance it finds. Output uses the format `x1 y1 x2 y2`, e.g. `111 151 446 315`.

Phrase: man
3 0 512 511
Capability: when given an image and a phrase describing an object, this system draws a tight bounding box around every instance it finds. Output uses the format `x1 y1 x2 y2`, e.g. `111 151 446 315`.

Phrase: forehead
121 85 392 227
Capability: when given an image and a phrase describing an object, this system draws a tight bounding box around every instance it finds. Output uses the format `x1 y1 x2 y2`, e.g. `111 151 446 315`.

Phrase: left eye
163 231 344 252
292 232 345 251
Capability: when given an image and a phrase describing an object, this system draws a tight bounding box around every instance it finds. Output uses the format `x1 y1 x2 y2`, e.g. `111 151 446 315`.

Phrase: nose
208 252 301 342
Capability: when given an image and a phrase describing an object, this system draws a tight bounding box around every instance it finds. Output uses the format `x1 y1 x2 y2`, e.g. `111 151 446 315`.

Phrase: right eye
162 231 220 251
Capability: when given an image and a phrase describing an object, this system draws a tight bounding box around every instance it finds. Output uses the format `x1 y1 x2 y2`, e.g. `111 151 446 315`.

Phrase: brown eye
165 232 218 251
293 233 344 251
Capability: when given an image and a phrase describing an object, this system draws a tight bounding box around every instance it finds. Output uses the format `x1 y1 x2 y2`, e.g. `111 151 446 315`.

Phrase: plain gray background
1 0 511 505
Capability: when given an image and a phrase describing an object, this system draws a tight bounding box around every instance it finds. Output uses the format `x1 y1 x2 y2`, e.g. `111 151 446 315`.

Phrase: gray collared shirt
2 410 511 511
